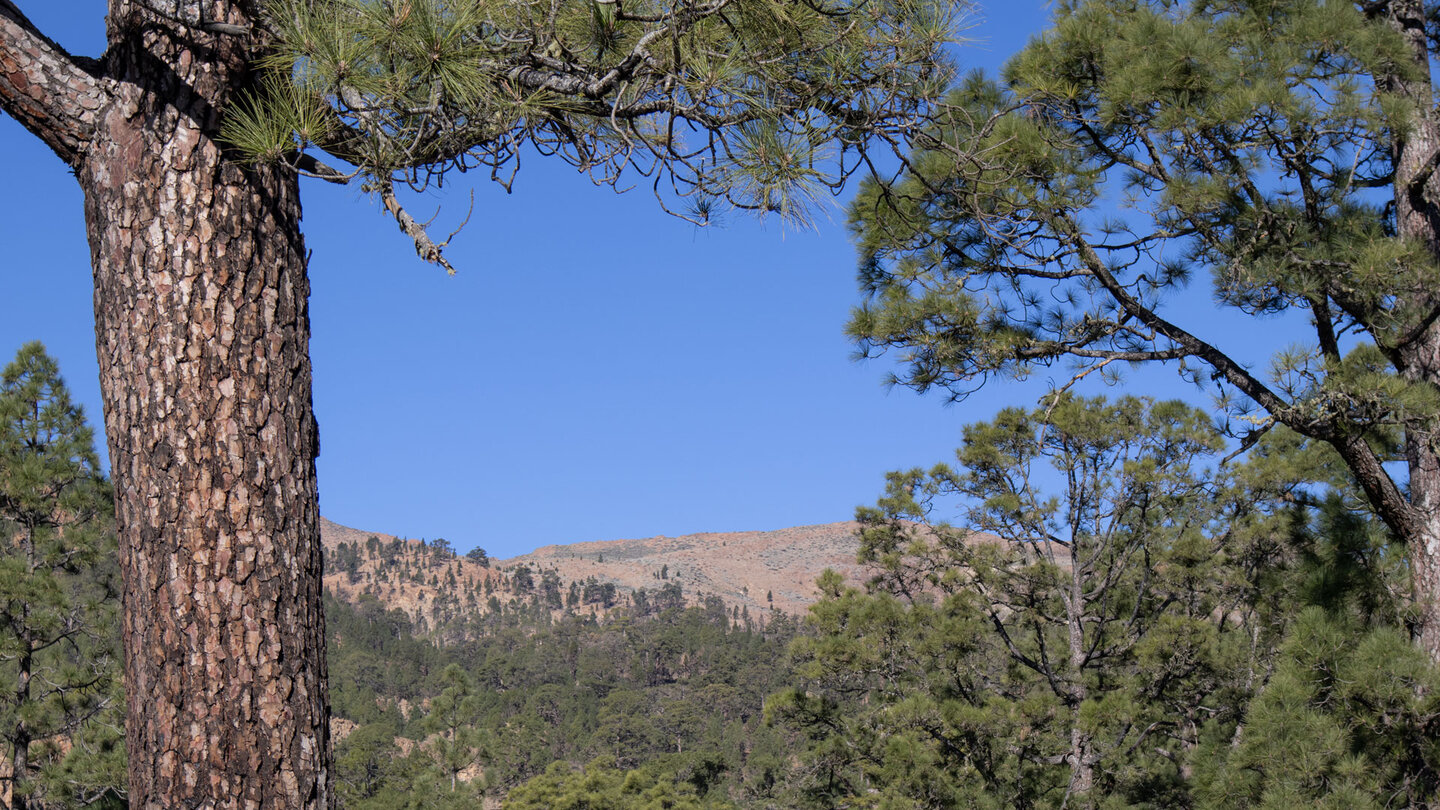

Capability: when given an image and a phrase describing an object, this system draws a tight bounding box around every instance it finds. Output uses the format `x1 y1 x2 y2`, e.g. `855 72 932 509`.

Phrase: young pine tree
772 396 1291 809
502 757 732 810
1190 493 1440 808
409 663 488 808
0 343 123 809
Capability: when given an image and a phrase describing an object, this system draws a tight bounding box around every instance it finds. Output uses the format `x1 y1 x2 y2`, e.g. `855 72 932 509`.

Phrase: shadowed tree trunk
1378 0 1440 664
0 2 331 806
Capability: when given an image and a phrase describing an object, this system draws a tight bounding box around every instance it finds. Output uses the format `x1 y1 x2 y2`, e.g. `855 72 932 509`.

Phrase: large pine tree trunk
76 4 331 807
0 1 334 803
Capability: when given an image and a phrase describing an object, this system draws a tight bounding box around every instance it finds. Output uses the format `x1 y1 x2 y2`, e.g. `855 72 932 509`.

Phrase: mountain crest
320 518 866 636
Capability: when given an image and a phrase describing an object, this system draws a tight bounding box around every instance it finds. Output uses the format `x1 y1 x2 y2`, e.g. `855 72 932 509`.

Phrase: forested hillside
7 345 1440 808
326 592 799 807
320 520 810 805
321 394 1440 808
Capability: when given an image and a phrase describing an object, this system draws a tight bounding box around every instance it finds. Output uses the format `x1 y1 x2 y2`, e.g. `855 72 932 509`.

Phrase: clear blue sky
0 1 1251 558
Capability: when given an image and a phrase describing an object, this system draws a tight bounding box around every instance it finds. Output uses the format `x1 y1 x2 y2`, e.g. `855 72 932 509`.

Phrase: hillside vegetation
8 354 1440 809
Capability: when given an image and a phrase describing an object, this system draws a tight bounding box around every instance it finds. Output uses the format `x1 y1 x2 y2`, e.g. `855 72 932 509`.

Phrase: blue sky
0 1 1238 558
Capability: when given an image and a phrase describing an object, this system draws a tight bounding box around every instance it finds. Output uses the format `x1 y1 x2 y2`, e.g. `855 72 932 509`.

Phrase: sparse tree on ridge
0 0 958 805
848 0 1440 662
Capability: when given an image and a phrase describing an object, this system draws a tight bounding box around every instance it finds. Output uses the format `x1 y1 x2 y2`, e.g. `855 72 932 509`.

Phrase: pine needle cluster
224 0 961 230
847 0 1429 438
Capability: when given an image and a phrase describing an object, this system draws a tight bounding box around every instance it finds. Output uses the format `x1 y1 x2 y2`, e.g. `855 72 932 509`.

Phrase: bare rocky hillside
501 522 868 615
319 518 866 629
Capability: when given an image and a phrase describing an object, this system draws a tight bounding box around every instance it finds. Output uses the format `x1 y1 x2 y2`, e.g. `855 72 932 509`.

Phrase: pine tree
773 396 1292 808
502 757 732 810
1185 485 1440 807
1194 608 1440 808
846 0 1440 663
411 664 487 806
333 722 403 809
0 2 958 804
0 343 122 809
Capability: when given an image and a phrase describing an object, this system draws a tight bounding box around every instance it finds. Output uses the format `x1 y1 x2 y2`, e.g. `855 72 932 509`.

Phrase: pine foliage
848 0 1417 417
841 0 1440 619
775 398 1323 808
503 756 733 809
0 344 122 809
225 0 962 235
1194 608 1440 809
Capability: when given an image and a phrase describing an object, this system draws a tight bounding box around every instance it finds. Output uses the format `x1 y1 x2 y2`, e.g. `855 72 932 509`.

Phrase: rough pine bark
1404 426 1440 662
0 2 332 807
1375 0 1440 663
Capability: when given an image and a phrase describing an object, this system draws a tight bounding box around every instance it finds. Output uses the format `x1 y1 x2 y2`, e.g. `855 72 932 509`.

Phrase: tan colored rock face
319 518 870 623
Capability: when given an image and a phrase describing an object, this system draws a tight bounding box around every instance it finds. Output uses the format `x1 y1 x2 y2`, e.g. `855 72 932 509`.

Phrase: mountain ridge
318 517 867 630
499 521 870 615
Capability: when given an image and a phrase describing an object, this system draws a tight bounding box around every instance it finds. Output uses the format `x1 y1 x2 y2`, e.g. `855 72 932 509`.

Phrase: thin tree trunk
11 646 30 810
10 525 33 810
1064 559 1094 808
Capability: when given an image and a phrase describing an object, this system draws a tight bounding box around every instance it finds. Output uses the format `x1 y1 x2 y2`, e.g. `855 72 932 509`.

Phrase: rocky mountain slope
500 522 868 615
319 518 867 631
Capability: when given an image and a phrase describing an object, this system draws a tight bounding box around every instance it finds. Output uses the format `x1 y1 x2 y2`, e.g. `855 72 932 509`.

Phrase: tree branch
1331 432 1418 542
376 180 460 275
1054 219 1419 542
1055 214 1296 420
0 0 107 166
